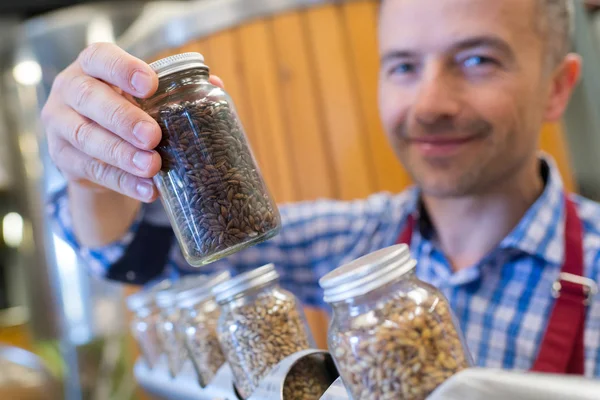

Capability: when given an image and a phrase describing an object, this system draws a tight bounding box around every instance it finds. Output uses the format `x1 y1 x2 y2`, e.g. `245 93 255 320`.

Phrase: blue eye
463 56 495 68
390 63 416 75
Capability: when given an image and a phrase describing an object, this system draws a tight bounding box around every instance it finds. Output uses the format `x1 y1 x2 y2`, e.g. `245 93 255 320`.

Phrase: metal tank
0 3 149 399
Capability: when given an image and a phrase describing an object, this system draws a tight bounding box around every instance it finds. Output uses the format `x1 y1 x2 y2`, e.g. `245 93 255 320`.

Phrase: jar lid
176 271 231 309
126 279 173 310
149 52 207 79
319 244 416 303
126 290 154 311
212 264 279 304
154 287 176 309
155 275 208 309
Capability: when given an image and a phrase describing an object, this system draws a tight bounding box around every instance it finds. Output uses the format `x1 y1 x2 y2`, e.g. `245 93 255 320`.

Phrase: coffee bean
330 296 469 400
150 100 280 264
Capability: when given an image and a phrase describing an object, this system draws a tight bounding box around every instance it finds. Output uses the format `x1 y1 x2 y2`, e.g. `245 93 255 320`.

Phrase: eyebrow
380 35 515 64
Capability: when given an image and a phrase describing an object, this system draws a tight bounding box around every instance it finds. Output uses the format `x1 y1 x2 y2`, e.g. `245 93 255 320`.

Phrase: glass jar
319 244 472 400
126 290 162 370
176 271 231 388
155 275 207 378
213 264 314 399
139 52 281 267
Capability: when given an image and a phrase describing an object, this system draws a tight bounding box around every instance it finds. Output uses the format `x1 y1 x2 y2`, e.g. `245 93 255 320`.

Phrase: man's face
378 0 554 197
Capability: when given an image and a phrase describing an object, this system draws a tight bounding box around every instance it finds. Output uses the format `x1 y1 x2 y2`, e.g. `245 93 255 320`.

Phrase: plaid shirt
49 156 600 376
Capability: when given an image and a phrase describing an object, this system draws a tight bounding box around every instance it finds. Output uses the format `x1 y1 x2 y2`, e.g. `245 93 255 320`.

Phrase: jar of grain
155 275 207 378
212 264 314 399
319 244 472 400
176 271 230 388
126 289 163 370
138 52 281 267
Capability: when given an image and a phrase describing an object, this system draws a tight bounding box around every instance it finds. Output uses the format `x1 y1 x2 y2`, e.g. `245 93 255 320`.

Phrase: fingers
52 140 158 202
209 75 225 89
77 42 158 98
61 72 162 150
47 107 162 179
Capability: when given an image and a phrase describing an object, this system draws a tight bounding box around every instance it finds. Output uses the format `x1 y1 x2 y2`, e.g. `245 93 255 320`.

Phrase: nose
412 63 462 125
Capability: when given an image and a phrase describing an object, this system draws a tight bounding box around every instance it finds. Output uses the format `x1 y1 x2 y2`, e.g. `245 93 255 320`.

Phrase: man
43 0 600 375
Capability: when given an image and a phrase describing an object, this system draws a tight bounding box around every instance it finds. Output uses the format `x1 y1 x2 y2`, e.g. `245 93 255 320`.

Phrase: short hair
538 0 575 66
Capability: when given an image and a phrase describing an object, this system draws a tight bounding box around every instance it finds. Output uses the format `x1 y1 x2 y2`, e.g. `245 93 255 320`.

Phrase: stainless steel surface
135 357 240 400
563 2 600 200
320 377 350 400
4 0 147 339
248 349 338 400
135 349 338 400
1 3 147 399
429 368 600 400
119 0 360 60
0 18 20 191
136 355 600 400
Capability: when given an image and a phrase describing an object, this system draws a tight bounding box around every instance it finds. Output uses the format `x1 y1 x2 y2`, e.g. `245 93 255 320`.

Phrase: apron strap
531 197 595 375
396 214 415 246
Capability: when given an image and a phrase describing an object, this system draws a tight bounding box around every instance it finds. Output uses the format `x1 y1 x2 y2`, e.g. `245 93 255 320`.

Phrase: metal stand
134 350 342 400
134 357 239 400
136 356 600 400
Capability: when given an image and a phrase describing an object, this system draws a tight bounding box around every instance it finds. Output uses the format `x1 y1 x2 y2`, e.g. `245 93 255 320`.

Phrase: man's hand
42 42 224 202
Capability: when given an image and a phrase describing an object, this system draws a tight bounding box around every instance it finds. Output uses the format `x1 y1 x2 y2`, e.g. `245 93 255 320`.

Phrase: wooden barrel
124 0 577 348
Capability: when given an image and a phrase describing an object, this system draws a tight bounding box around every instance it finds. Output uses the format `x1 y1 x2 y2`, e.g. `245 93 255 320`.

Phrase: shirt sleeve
170 192 413 308
49 183 413 299
47 186 171 284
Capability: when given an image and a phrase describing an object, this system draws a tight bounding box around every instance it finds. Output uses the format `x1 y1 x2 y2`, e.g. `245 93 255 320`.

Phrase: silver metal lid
319 244 416 303
212 264 279 304
176 271 231 309
148 52 207 79
154 287 176 309
127 278 173 310
155 275 208 309
126 290 154 311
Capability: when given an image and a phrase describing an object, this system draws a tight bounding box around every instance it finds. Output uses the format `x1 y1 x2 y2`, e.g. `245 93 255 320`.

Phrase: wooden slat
540 122 577 192
303 5 376 200
204 29 258 160
304 307 329 350
270 11 337 200
237 20 298 203
341 0 413 193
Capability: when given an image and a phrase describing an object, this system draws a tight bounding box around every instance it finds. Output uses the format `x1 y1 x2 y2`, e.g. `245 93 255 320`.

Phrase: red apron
396 196 598 375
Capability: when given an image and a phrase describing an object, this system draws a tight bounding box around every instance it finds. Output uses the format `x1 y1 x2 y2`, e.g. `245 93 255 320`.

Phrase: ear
544 54 582 122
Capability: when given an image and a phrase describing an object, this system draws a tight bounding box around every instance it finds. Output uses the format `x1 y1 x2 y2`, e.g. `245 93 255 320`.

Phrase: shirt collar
499 155 565 266
405 154 567 267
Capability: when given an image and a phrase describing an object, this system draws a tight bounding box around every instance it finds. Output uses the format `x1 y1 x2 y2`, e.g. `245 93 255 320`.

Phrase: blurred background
0 0 599 399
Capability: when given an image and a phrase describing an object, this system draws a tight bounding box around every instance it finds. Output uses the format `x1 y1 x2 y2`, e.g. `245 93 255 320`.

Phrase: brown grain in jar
320 244 473 400
212 264 315 399
176 271 230 388
138 52 281 267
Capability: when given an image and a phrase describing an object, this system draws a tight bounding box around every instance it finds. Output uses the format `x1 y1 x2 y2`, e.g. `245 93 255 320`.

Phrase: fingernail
136 181 153 199
131 70 153 94
133 151 153 171
133 121 156 146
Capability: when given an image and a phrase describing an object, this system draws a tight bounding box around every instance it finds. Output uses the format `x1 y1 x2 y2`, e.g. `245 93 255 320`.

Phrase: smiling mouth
409 136 478 146
406 135 484 157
